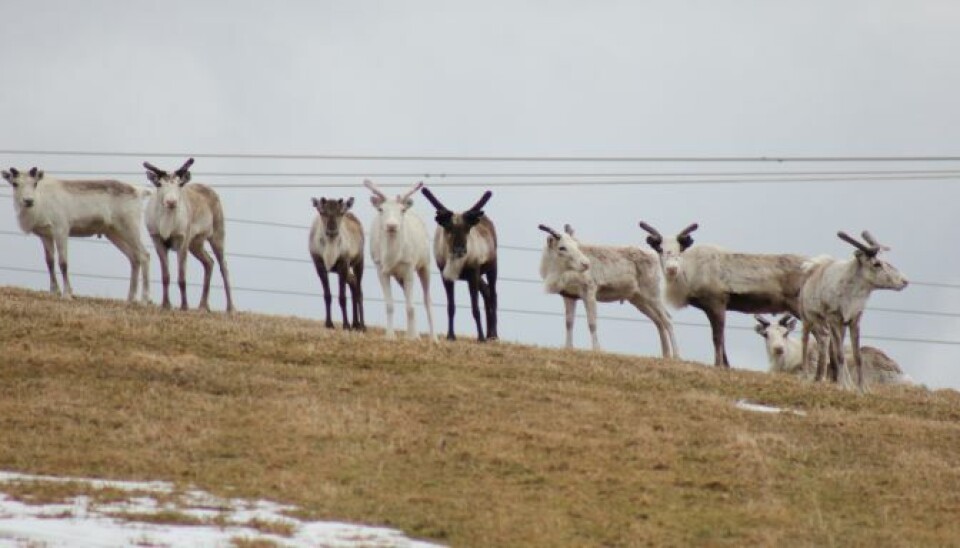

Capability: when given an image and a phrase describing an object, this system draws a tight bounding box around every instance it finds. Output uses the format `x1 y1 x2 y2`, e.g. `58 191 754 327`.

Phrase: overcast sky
2 1 959 389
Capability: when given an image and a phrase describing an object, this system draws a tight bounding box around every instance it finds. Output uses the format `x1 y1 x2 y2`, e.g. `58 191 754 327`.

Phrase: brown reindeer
420 187 498 342
309 197 365 330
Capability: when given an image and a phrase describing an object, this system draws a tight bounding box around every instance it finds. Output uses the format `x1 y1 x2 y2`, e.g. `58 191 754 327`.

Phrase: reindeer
799 231 908 391
639 221 808 367
419 187 497 342
3 167 151 303
309 197 365 330
143 158 234 312
755 314 913 386
538 223 678 357
364 180 437 342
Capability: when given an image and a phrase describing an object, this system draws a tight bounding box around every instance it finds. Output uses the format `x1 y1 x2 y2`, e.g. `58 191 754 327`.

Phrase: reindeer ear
32 169 44 180
646 236 662 253
311 197 322 209
145 171 160 187
464 210 484 225
369 194 385 207
403 198 414 210
344 197 354 210
435 210 453 226
564 224 575 236
784 317 798 331
178 172 191 186
754 324 767 336
678 235 694 251
1 171 11 184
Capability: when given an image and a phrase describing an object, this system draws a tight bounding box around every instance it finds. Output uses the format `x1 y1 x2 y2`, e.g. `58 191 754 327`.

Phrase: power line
18 168 960 179
4 149 960 163
0 231 957 321
2 263 958 347
0 219 957 290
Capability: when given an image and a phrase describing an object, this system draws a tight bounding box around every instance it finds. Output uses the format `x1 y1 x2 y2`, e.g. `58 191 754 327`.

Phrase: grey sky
2 1 959 388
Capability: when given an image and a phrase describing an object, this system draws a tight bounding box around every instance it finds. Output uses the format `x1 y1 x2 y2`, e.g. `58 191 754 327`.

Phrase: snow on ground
734 399 807 416
0 471 441 547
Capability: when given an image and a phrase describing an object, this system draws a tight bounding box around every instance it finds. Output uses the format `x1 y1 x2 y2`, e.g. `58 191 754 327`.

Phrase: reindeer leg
468 270 486 342
53 231 73 300
337 262 350 330
151 235 172 309
584 286 601 351
353 258 365 331
311 255 333 328
379 269 396 339
850 314 867 393
418 265 437 343
702 304 727 367
563 296 577 349
39 234 60 296
442 278 456 341
484 266 498 341
188 239 214 312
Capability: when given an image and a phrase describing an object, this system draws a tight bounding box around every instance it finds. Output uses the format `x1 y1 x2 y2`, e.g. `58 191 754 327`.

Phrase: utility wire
4 149 960 163
18 168 960 179
2 264 958 348
0 231 957 320
0 215 957 290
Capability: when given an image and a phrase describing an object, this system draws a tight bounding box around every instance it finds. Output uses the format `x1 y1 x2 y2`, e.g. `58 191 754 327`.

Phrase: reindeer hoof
446 333 456 341
324 322 335 330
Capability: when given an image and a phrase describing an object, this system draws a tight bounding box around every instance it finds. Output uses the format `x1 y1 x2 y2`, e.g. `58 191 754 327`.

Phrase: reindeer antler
754 314 771 327
363 179 387 200
420 187 448 211
538 224 561 238
778 315 794 327
468 190 493 213
175 157 195 176
400 181 424 203
143 162 166 176
838 231 876 256
638 221 663 243
679 223 699 238
860 230 890 252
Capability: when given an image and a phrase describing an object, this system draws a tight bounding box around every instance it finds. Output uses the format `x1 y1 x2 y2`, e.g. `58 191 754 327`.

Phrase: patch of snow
0 471 442 547
734 399 807 416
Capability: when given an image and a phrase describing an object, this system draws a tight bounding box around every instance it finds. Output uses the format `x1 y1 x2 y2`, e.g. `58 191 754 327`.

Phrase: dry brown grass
1 285 959 546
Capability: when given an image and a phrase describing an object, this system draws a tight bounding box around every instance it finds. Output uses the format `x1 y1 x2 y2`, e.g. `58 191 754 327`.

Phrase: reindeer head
364 179 423 237
539 223 590 273
312 196 354 239
143 158 195 210
754 314 797 358
638 221 698 281
837 230 908 291
421 187 492 259
2 167 44 209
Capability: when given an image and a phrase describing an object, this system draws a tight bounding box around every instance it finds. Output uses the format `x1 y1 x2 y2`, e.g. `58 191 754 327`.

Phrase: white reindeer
143 158 234 312
799 231 908 391
754 314 913 385
308 196 365 330
638 221 808 368
364 179 437 342
538 223 678 358
420 187 498 342
3 166 151 303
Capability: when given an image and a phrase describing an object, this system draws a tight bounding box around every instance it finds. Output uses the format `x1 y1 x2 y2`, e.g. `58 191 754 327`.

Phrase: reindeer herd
3 159 914 392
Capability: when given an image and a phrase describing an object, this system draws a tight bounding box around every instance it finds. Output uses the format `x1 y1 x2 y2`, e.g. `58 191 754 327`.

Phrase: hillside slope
0 286 958 546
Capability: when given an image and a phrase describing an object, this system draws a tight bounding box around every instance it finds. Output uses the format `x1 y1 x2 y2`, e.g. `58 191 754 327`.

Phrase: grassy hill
1 286 959 546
